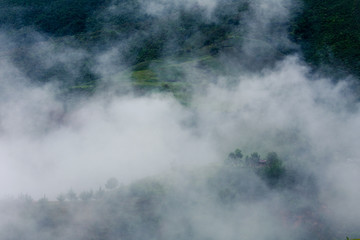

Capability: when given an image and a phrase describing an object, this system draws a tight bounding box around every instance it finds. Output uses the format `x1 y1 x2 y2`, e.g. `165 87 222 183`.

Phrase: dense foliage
292 0 360 77
0 0 109 36
1 0 359 98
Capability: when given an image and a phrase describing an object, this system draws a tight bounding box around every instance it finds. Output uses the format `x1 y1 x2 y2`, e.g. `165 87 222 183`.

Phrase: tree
226 148 243 166
228 152 235 159
246 152 261 167
264 152 285 180
105 177 119 190
267 152 279 164
80 190 93 201
67 189 78 201
234 149 243 159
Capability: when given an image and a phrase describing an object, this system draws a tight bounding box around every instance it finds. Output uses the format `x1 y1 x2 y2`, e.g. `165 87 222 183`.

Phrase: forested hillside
292 0 360 77
0 0 359 95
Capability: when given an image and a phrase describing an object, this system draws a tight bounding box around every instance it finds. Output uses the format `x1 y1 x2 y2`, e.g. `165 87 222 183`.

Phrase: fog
0 68 219 197
138 0 219 17
0 0 359 239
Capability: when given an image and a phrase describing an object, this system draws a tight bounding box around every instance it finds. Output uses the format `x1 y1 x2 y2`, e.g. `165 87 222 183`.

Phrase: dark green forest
292 0 360 77
0 0 359 98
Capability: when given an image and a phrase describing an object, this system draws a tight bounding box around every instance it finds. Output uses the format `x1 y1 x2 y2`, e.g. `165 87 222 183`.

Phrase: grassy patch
131 69 158 82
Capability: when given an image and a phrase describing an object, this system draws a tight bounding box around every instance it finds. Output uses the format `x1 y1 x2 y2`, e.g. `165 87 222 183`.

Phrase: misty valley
0 0 360 240
0 150 341 239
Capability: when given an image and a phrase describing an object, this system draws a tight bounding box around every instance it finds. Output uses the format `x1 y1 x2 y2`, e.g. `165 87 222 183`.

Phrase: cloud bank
0 0 359 239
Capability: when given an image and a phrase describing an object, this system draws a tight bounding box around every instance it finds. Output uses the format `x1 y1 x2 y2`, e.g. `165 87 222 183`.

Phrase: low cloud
0 0 359 239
